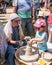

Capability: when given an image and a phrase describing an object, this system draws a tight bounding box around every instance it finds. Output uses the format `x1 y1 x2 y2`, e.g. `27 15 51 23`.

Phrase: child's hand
28 38 36 45
28 39 35 45
32 40 36 44
30 38 35 43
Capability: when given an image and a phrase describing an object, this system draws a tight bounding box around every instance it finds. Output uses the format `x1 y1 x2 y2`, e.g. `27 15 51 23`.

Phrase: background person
47 3 52 43
12 0 33 36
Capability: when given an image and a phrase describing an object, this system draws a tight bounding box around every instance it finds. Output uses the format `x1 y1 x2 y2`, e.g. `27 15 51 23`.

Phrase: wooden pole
30 0 35 37
31 0 35 23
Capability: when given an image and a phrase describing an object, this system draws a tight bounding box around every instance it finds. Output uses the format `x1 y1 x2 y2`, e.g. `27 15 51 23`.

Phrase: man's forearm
13 6 17 13
9 40 19 44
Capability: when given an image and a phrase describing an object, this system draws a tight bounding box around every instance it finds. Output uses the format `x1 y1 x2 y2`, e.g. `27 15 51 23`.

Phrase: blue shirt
11 26 20 48
17 0 31 12
35 31 47 51
13 0 31 18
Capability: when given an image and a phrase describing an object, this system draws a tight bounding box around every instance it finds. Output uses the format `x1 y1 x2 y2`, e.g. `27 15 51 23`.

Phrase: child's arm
28 36 44 45
34 36 45 42
29 32 47 44
34 32 47 42
25 36 45 45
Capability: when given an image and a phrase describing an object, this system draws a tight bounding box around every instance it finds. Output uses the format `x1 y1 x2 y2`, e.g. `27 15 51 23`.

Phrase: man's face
11 18 20 27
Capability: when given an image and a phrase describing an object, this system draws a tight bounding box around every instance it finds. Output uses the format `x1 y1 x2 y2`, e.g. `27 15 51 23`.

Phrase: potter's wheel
15 37 40 63
43 52 52 62
15 46 39 62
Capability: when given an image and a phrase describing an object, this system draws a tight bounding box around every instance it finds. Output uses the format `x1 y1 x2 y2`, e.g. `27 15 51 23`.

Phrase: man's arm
13 6 17 13
12 0 17 13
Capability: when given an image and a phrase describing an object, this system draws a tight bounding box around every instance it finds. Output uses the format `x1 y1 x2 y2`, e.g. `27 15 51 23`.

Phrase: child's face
36 27 44 32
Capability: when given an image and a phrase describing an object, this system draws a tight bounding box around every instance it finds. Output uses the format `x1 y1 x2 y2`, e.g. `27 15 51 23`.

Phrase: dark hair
41 26 45 28
38 16 44 19
49 3 52 7
40 2 45 8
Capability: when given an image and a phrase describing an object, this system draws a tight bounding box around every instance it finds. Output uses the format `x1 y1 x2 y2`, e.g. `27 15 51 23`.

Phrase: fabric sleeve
12 0 18 6
35 31 38 38
7 34 12 41
42 32 47 40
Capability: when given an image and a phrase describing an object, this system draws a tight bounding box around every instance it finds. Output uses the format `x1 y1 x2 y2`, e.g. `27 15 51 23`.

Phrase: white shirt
12 0 17 6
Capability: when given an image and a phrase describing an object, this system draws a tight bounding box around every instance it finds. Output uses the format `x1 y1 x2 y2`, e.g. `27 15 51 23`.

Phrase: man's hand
24 36 31 41
16 41 21 44
18 40 23 46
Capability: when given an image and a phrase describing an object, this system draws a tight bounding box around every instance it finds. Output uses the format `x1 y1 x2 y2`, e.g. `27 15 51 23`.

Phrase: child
35 11 48 39
39 2 50 20
35 11 45 31
37 11 45 20
29 19 47 52
47 3 52 43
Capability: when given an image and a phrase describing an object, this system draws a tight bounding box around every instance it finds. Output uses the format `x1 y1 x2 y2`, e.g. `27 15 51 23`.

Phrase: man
12 0 33 36
4 13 27 65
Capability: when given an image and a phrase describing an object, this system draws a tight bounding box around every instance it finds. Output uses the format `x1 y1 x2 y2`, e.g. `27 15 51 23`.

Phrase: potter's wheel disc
20 54 39 62
19 48 39 62
43 52 52 61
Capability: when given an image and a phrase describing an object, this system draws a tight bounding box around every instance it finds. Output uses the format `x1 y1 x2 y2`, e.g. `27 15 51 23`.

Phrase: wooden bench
0 15 7 25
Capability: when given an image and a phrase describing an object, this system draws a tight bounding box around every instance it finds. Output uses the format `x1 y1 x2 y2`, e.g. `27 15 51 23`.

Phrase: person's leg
20 18 27 36
48 25 52 43
20 18 34 36
26 18 33 36
50 32 52 43
6 44 15 65
49 27 52 43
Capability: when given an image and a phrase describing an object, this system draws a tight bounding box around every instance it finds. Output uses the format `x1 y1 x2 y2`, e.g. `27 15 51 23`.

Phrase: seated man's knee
7 45 15 55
